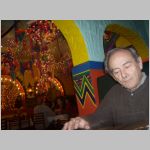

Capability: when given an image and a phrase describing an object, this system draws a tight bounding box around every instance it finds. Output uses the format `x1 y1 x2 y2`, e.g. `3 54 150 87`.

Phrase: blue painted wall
75 20 149 62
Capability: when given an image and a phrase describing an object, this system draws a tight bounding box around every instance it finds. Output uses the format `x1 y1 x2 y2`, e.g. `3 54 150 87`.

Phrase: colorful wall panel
72 61 104 116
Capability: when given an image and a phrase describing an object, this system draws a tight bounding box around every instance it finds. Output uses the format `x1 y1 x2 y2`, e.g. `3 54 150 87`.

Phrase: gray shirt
84 77 149 129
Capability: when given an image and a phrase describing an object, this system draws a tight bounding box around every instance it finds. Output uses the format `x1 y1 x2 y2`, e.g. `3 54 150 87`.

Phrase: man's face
108 50 143 90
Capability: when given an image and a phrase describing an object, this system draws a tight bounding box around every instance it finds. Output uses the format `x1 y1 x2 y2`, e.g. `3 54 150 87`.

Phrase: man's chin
122 84 133 90
123 84 137 91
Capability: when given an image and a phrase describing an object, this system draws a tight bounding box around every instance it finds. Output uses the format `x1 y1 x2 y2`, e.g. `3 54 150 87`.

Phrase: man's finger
62 122 69 130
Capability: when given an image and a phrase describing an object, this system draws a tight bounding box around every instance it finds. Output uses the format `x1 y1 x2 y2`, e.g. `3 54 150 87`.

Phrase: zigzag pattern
74 75 96 107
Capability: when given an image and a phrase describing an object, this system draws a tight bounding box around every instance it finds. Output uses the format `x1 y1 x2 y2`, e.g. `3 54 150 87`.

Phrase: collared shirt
128 72 147 93
85 76 149 129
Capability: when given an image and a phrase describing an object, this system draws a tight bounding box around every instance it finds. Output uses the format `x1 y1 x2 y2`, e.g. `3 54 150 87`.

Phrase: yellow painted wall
53 20 89 66
106 24 149 60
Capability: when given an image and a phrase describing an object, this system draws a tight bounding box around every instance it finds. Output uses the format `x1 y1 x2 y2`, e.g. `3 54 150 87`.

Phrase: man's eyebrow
111 61 132 72
122 61 132 66
111 68 120 72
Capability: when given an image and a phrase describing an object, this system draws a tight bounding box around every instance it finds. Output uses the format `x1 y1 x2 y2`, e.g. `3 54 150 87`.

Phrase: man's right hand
62 117 90 130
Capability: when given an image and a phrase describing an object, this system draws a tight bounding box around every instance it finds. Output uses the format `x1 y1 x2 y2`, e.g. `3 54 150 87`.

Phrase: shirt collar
129 72 147 92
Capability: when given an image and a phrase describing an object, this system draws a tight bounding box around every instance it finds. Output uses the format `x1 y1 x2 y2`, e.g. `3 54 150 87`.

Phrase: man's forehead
109 50 133 63
110 49 132 57
109 50 134 68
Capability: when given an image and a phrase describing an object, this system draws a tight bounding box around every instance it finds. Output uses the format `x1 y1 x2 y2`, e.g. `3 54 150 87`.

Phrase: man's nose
120 70 128 79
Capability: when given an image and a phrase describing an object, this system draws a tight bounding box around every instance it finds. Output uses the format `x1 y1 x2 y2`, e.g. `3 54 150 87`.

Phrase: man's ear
137 57 143 70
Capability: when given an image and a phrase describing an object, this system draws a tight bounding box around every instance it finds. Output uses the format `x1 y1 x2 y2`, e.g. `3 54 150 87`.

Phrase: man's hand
62 117 90 130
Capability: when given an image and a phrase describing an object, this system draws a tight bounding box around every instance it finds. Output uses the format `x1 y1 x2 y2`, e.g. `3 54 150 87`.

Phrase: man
63 47 149 130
